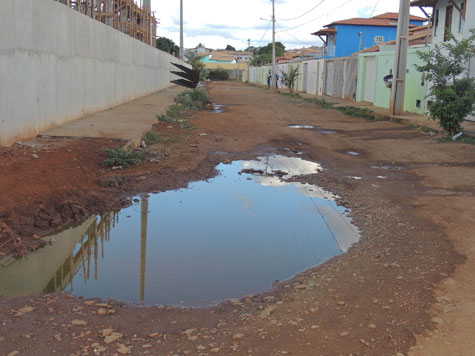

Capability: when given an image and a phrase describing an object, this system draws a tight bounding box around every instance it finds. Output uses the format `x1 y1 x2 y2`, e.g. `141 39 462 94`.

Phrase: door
303 63 309 92
364 56 376 103
444 6 453 41
316 62 320 95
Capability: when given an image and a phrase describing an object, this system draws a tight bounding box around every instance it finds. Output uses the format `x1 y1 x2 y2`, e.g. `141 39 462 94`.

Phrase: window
434 9 439 37
459 2 465 33
374 36 384 44
444 6 453 41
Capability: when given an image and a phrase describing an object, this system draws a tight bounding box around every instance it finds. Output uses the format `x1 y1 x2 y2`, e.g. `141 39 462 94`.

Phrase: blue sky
151 0 427 50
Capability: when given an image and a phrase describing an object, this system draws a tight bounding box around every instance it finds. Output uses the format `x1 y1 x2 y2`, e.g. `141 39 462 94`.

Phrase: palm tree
280 66 300 94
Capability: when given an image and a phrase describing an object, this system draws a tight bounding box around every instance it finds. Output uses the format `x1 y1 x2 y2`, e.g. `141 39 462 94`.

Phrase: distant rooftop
322 12 426 28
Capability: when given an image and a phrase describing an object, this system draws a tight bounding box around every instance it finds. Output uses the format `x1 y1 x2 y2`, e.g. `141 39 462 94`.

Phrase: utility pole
179 0 184 60
389 0 410 115
247 38 251 83
271 0 277 90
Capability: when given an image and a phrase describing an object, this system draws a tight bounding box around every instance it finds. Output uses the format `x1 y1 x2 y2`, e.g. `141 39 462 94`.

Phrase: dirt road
1 82 474 356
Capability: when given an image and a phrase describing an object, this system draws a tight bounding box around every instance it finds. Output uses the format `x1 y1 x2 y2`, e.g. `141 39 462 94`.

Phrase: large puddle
0 156 359 307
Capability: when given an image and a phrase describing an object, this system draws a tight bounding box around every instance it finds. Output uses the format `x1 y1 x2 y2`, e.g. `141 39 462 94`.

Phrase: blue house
311 12 426 58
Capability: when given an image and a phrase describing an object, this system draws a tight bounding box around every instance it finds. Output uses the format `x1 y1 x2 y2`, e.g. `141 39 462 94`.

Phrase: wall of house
334 25 399 57
0 0 187 146
431 0 473 44
356 47 429 114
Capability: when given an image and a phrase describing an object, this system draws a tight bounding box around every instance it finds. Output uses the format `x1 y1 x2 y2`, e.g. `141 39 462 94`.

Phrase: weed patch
102 148 147 168
175 88 209 109
143 131 162 145
408 124 439 134
282 92 302 99
438 135 475 145
303 97 335 109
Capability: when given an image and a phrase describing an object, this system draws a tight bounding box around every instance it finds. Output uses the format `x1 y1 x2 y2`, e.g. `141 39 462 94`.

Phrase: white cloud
151 0 427 50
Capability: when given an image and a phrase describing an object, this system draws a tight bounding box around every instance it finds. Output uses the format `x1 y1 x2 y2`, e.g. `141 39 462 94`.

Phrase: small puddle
347 176 363 180
377 176 388 179
0 156 359 307
318 130 337 134
345 151 361 156
214 105 226 113
287 125 315 129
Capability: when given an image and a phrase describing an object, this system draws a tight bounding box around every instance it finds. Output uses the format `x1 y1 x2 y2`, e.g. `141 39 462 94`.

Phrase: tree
250 42 286 66
156 37 179 57
258 42 285 57
225 45 236 51
416 29 475 134
185 50 205 73
280 66 300 94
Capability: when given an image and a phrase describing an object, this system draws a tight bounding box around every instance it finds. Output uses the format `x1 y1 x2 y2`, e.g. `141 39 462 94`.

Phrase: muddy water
0 156 359 307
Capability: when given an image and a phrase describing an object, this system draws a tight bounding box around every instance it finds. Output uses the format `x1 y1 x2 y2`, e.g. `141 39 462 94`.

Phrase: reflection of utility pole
140 196 149 301
271 0 276 90
389 0 410 115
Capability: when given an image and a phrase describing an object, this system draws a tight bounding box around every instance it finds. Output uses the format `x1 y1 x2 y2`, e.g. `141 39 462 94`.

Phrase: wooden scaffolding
54 0 158 47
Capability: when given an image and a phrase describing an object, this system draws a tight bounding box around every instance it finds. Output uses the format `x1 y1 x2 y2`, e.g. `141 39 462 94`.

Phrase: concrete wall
0 0 187 146
356 47 429 115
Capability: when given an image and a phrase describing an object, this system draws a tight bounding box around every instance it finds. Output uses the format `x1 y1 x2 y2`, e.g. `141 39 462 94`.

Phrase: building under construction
54 0 158 47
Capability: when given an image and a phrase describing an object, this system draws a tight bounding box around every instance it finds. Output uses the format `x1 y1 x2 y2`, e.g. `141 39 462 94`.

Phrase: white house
411 0 475 119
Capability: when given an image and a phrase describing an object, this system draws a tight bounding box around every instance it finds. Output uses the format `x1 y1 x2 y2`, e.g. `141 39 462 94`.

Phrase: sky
150 0 427 51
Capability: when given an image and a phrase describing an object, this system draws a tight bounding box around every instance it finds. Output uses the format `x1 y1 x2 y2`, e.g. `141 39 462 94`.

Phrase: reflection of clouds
239 156 359 252
232 194 257 216
241 156 321 178
241 156 332 200
255 176 335 200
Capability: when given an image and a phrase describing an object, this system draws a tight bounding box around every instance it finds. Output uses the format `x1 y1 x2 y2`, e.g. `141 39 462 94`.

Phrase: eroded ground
1 82 474 356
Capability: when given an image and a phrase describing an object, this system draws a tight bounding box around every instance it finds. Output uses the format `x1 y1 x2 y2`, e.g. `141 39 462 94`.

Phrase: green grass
408 124 439 134
438 135 475 145
303 97 335 109
143 131 162 146
102 148 147 168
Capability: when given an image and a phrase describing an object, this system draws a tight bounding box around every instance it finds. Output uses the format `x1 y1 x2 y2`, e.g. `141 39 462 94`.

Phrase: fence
0 0 187 146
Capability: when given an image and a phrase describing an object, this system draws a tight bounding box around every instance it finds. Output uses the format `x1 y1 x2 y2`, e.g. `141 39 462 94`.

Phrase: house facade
411 0 473 43
411 0 474 119
312 12 425 58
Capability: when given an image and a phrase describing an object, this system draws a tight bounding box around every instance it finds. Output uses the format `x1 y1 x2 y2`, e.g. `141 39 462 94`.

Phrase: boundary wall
0 0 187 146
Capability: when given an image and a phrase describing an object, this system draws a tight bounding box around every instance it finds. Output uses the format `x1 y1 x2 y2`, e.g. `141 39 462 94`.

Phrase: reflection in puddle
346 151 361 156
215 105 225 113
377 176 388 179
0 156 359 307
287 125 315 129
347 176 363 180
319 130 336 134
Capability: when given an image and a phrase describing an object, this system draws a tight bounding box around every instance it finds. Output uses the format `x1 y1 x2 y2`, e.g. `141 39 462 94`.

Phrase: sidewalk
299 93 475 136
39 86 185 148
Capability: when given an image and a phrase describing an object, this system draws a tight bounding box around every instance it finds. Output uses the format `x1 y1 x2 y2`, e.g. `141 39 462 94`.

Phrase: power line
276 0 353 33
277 0 326 21
253 21 272 47
369 0 380 18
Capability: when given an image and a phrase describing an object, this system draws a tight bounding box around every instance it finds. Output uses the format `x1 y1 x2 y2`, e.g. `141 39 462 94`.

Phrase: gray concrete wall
0 0 188 146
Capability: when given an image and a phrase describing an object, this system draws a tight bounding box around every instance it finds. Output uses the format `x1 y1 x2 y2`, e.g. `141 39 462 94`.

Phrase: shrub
102 148 147 168
207 69 230 81
175 88 209 109
416 29 475 134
